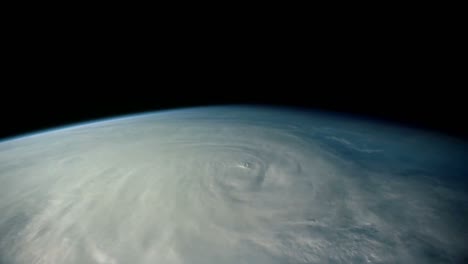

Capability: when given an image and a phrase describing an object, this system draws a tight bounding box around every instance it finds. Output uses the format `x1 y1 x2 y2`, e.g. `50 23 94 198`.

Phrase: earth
0 106 467 264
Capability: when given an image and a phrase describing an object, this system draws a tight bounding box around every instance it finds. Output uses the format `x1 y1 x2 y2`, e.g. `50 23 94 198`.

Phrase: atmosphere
1 107 467 263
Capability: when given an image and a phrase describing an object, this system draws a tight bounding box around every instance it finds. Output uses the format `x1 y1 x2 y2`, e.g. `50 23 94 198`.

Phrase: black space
1 74 466 141
2 19 465 141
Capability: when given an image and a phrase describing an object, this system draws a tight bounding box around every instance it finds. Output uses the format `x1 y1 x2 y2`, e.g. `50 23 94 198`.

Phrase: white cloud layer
0 107 467 263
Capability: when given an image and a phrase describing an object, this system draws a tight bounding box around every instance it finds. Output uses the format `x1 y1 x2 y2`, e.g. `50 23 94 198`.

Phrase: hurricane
0 106 467 263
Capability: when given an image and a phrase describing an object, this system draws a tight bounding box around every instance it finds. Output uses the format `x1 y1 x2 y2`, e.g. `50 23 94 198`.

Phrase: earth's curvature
0 106 467 263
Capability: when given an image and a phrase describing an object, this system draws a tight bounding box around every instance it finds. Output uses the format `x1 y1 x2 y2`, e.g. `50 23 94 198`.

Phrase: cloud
0 107 466 263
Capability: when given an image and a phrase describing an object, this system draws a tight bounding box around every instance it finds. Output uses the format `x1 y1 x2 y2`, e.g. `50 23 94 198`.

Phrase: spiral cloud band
0 107 467 263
